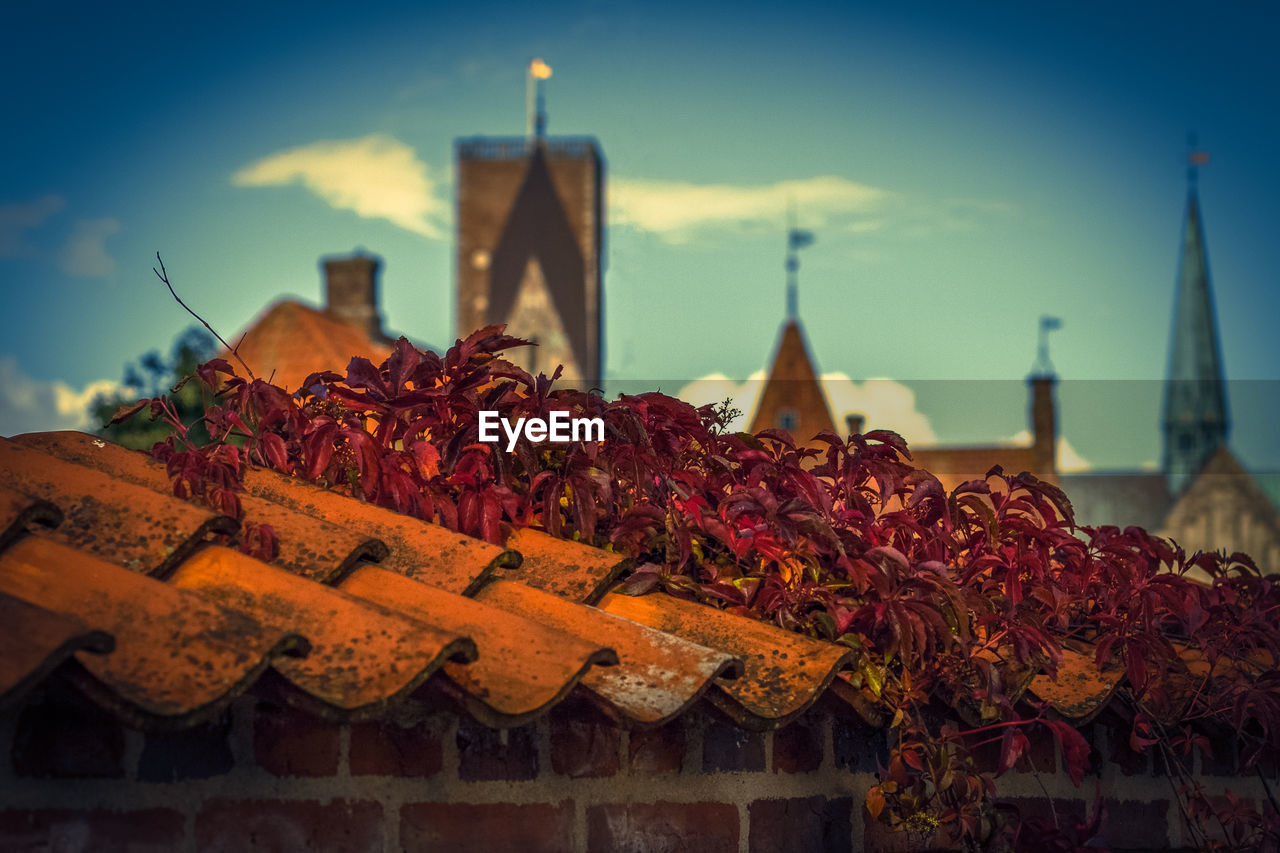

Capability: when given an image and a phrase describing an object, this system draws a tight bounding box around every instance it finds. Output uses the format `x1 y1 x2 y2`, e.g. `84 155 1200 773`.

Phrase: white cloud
675 370 937 447
233 134 448 238
0 194 65 257
610 175 888 242
1009 429 1092 473
677 370 767 432
0 356 122 437
820 373 938 445
58 217 120 278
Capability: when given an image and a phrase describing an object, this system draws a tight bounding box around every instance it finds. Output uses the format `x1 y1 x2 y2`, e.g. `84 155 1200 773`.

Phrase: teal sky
2 1 1277 472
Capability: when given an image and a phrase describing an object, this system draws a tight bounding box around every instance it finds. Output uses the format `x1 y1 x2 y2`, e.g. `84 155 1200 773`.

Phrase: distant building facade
749 235 1057 489
455 136 604 388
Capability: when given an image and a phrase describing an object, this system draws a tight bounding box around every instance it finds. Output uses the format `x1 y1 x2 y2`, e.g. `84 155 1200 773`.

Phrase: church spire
1162 142 1228 494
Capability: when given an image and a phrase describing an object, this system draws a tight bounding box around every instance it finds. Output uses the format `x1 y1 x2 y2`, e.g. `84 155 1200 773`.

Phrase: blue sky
2 1 1277 472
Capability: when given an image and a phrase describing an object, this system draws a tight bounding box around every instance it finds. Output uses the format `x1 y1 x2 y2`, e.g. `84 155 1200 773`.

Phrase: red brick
628 719 685 775
550 699 620 778
832 716 888 773
1097 798 1169 850
253 701 340 777
999 797 1088 832
0 809 184 852
588 802 738 853
401 802 573 853
455 717 538 781
749 796 852 853
772 716 824 774
196 800 382 853
138 716 233 782
349 719 442 777
10 686 125 778
702 714 765 773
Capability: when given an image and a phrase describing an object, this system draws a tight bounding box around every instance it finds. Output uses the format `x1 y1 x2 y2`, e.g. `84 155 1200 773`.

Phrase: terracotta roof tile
339 566 616 727
0 437 236 577
0 535 306 728
231 300 395 393
476 580 742 726
599 592 852 730
169 547 475 720
1026 644 1124 724
0 591 113 712
13 432 388 583
0 485 61 550
241 463 516 595
501 525 629 604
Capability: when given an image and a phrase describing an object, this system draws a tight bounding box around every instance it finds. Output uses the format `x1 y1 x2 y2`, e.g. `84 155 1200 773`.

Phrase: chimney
1028 375 1057 482
845 413 865 437
323 254 384 341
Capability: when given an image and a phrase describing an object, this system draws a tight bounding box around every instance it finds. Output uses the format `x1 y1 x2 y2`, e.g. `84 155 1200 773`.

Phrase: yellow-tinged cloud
610 175 888 242
232 135 448 238
0 356 122 436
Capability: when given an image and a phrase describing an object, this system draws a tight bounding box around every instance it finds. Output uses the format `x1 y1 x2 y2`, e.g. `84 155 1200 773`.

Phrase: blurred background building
454 61 604 388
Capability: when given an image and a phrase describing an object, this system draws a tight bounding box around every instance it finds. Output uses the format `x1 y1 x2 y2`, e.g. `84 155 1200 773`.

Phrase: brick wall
0 683 1271 852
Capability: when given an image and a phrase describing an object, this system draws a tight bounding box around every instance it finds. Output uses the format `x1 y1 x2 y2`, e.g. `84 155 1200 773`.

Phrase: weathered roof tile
339 566 615 727
600 592 852 730
0 535 306 727
169 546 476 720
0 591 114 712
477 580 742 726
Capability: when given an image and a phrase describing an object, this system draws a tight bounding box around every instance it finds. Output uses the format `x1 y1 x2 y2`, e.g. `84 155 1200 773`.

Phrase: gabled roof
229 300 395 393
1162 446 1280 563
1059 470 1173 531
749 320 836 440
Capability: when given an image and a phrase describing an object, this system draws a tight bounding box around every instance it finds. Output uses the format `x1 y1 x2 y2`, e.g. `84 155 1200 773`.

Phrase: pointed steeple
1161 154 1229 494
749 319 837 440
750 220 832 440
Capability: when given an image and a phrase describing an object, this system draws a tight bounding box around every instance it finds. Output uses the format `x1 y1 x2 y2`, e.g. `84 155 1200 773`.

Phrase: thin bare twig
154 252 255 380
1031 769 1059 829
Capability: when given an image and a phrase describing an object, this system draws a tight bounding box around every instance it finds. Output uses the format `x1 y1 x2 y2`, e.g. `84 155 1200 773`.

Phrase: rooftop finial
526 58 552 141
1031 315 1062 377
1186 132 1209 190
785 205 814 320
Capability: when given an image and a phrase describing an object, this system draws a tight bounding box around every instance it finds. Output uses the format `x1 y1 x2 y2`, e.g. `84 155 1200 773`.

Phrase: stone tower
455 135 604 388
1161 160 1229 494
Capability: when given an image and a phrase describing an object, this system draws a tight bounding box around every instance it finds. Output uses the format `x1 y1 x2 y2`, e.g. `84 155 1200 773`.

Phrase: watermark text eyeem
478 410 605 452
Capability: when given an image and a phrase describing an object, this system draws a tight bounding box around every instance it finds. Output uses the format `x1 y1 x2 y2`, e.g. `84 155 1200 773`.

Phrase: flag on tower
789 229 814 250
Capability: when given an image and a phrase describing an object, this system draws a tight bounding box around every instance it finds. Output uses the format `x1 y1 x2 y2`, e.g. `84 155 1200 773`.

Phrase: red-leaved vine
115 326 1280 852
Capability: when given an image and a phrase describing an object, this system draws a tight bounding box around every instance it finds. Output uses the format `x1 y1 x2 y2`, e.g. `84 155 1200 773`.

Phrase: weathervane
1032 315 1062 377
526 58 552 141
785 205 814 320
